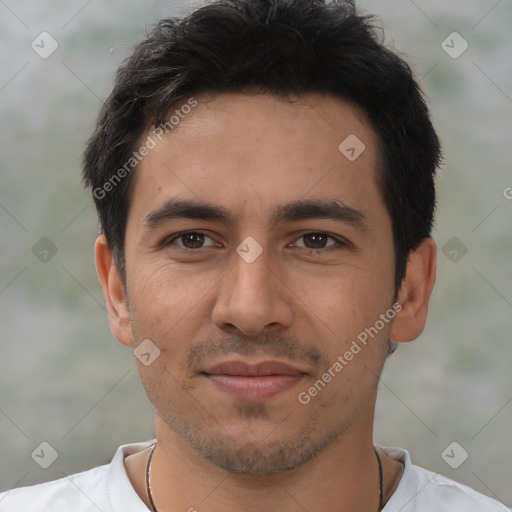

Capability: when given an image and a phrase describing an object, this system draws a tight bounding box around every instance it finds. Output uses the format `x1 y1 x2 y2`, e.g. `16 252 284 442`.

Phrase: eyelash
163 231 348 252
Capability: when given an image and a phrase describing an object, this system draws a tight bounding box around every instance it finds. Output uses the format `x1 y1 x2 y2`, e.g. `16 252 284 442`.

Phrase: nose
211 242 293 336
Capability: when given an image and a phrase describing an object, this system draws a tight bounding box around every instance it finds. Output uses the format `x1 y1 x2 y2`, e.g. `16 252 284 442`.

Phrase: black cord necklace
145 443 384 511
146 443 158 512
375 446 384 510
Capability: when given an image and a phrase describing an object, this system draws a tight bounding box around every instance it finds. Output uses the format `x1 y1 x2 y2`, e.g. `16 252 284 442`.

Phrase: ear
94 234 133 347
390 237 437 343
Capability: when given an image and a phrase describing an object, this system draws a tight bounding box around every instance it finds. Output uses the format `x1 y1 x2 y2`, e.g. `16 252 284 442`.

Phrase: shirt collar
106 439 156 512
380 446 420 511
106 441 415 511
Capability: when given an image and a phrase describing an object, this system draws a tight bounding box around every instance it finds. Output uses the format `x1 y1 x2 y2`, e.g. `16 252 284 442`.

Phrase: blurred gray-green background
1 0 511 506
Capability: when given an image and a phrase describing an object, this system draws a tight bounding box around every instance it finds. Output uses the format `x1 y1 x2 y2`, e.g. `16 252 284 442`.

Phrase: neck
146 409 387 512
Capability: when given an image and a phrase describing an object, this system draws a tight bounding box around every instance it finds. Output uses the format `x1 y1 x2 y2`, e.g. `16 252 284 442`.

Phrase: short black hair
83 0 442 293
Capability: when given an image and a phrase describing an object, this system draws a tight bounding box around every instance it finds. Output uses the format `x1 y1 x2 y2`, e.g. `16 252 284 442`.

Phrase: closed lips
202 360 307 376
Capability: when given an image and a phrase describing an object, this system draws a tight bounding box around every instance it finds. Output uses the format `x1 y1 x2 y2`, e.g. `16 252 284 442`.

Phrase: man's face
122 92 396 473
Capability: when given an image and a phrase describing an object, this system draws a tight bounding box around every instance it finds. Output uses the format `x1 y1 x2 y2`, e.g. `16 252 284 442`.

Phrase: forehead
127 91 383 232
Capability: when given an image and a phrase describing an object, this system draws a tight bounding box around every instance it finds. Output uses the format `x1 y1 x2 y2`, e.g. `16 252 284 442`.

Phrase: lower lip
204 374 304 400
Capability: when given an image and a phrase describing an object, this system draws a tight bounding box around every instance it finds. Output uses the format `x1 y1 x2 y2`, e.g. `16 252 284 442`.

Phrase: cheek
302 260 392 330
296 259 395 383
128 259 215 344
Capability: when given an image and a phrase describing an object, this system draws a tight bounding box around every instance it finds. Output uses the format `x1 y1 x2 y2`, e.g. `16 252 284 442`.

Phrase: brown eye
165 231 216 249
293 232 339 250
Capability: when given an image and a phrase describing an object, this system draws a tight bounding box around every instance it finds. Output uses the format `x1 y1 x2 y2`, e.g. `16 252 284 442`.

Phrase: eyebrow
143 197 368 232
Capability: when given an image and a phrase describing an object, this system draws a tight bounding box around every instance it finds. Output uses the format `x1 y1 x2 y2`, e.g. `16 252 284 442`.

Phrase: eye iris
304 233 328 249
182 232 204 248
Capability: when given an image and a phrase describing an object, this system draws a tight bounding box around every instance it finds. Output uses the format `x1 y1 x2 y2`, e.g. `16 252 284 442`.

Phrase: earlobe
390 237 437 343
94 234 133 347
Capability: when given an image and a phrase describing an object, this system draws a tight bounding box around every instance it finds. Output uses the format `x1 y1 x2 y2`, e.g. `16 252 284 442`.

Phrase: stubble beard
153 396 358 475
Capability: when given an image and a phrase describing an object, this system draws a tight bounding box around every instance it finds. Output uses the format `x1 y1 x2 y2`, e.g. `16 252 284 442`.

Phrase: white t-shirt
0 440 508 511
